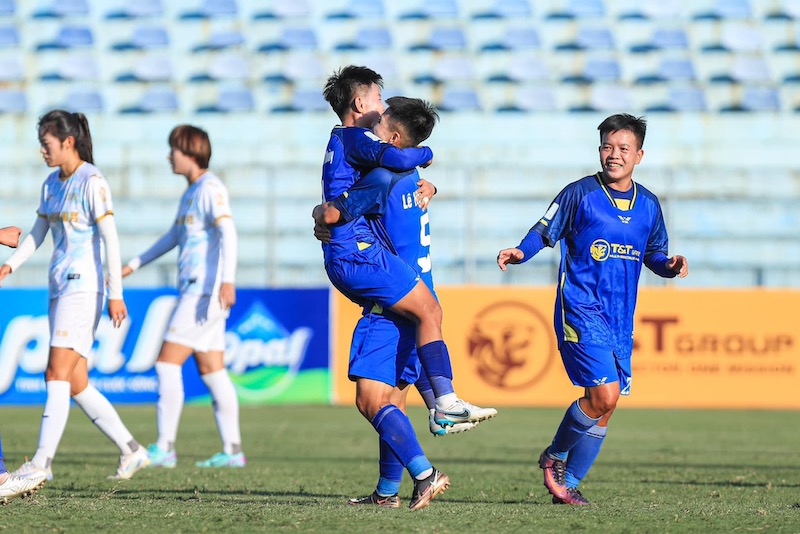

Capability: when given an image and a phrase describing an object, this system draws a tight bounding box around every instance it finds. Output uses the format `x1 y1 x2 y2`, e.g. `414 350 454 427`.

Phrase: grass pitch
1 405 798 533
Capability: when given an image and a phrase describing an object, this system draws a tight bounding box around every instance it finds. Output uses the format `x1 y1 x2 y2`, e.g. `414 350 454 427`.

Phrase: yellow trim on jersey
595 173 637 212
370 303 383 314
538 218 549 227
559 272 580 343
95 210 114 222
213 214 233 225
357 242 372 251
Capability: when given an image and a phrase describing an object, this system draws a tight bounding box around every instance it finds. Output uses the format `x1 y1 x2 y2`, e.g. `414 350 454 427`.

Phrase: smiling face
39 132 73 168
598 129 644 190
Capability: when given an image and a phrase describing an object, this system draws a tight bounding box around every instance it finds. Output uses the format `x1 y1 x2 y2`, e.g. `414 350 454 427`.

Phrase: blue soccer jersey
321 126 432 261
532 174 671 359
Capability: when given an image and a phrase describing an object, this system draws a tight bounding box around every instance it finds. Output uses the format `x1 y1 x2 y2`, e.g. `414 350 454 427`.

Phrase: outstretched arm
123 225 179 277
0 216 48 282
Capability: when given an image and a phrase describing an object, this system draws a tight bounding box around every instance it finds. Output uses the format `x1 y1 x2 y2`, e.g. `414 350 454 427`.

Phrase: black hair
322 65 383 120
383 96 439 147
37 109 94 164
169 124 211 169
597 113 647 150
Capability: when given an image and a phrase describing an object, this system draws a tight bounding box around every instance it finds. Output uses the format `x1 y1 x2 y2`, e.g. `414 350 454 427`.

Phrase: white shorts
164 294 228 353
49 292 103 358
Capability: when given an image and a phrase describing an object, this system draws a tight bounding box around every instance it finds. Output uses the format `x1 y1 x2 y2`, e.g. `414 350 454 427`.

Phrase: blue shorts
348 311 422 387
560 342 632 395
326 243 420 309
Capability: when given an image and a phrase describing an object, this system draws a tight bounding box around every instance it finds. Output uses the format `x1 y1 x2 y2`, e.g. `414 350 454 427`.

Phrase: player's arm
216 216 237 309
643 203 688 278
0 215 48 281
347 130 433 171
122 225 179 277
414 179 436 209
312 167 401 227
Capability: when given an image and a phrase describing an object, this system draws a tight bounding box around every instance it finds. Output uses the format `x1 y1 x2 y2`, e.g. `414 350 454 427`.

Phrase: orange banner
332 287 799 409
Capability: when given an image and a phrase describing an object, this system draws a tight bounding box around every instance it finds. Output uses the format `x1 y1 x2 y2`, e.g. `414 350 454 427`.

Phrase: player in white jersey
122 124 243 469
0 110 150 481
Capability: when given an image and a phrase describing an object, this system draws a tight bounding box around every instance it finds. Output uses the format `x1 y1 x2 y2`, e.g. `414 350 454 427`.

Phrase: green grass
1 405 798 533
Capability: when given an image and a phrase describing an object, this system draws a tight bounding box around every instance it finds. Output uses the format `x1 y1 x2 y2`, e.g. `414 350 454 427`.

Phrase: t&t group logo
467 301 555 390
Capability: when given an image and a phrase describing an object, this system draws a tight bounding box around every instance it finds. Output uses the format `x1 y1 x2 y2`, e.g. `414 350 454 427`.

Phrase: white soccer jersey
37 162 113 297
174 172 233 296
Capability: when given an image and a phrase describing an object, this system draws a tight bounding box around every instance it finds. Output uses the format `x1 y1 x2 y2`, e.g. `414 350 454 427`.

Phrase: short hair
383 96 439 147
597 113 647 150
38 109 94 164
169 124 211 169
322 65 383 120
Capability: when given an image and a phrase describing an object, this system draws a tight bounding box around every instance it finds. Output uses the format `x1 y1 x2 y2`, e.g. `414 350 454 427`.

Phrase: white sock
31 380 71 468
434 393 459 411
73 384 137 455
201 369 241 455
155 362 184 452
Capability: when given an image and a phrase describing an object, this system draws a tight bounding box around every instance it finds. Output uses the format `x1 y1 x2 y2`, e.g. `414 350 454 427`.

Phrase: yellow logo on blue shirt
591 239 641 262
590 239 610 261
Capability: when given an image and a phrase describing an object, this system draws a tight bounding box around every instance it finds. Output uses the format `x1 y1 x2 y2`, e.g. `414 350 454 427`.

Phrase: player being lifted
319 65 496 432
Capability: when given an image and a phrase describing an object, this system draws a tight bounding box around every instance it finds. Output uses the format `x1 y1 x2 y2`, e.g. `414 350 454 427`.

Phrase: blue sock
415 375 436 410
417 341 453 380
377 438 403 496
0 434 5 474
565 425 607 488
548 400 601 460
371 405 432 479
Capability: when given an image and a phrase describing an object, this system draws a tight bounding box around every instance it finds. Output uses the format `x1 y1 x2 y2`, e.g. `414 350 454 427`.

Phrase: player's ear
351 94 363 114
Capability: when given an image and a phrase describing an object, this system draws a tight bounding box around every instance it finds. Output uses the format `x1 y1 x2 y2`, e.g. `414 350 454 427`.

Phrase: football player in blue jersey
319 66 496 429
497 114 688 505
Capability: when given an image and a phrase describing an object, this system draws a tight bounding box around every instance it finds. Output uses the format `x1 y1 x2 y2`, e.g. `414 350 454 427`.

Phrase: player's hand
0 226 21 248
0 264 12 284
121 265 133 278
314 222 331 243
497 248 525 271
219 282 236 309
667 255 689 278
107 298 127 328
414 179 436 210
312 203 326 225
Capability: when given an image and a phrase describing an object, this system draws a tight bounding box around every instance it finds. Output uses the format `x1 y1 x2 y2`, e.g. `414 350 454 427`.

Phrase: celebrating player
320 65 496 430
497 114 688 505
0 110 150 481
122 125 244 469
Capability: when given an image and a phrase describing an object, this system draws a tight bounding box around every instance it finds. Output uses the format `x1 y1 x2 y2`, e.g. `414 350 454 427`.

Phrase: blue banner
0 288 330 405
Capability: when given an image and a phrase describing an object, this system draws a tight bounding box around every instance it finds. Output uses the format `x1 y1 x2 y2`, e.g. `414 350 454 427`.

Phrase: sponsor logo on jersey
618 215 631 224
590 239 641 262
592 377 608 386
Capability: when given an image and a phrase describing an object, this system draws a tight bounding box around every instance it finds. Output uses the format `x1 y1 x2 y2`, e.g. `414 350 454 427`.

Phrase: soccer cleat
109 447 151 480
146 443 177 468
552 487 591 506
347 491 400 509
408 468 450 511
195 452 246 468
0 474 46 504
428 409 479 436
10 461 52 482
538 448 568 500
434 399 497 427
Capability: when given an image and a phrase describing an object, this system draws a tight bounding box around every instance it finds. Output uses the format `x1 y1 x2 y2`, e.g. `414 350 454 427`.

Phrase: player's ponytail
37 109 94 164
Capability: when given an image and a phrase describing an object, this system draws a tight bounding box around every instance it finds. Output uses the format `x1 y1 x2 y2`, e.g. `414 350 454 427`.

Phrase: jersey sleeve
331 168 409 222
87 175 114 222
644 199 670 259
202 181 233 225
532 183 582 247
346 129 433 171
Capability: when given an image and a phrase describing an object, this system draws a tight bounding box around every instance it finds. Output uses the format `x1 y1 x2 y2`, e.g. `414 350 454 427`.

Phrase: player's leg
0 433 47 503
415 374 479 436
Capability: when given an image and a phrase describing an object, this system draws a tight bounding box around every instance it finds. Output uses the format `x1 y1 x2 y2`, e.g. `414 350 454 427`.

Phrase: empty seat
0 56 23 81
36 26 94 50
547 0 605 20
326 0 385 19
272 88 328 112
562 57 621 84
414 56 475 84
197 87 255 112
480 27 540 51
400 0 459 20
191 54 249 82
180 0 238 19
720 24 764 52
636 57 696 84
40 55 98 81
335 27 392 50
258 28 318 52
556 26 615 51
120 87 179 113
437 88 481 111
111 26 169 51
588 85 634 111
408 27 467 51
105 0 164 19
33 0 89 18
116 56 173 82
472 0 532 19
618 0 682 19
709 56 770 83
496 86 559 112
0 26 19 48
737 87 781 111
486 55 549 83
0 0 14 16
252 0 310 19
693 0 751 20
646 86 707 112
0 90 27 113
64 89 104 113
629 28 689 53
193 30 246 52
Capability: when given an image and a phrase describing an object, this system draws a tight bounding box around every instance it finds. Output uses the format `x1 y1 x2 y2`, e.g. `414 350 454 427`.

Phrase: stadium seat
32 0 89 18
111 26 169 51
190 54 249 82
272 88 328 112
64 88 104 113
36 26 94 50
636 57 697 84
471 0 532 20
0 56 23 81
719 24 764 52
486 55 549 83
257 28 318 52
617 0 682 19
326 0 385 19
480 27 540 51
414 56 475 84
105 0 164 19
192 30 246 52
629 28 689 53
334 26 392 51
644 86 707 112
0 0 14 16
40 55 98 81
546 0 605 20
180 0 238 19
408 27 467 51
399 0 459 20
0 25 19 47
115 56 173 82
765 0 800 20
693 0 752 20
556 26 615 51
0 90 27 113
709 56 771 83
196 87 255 113
120 87 179 113
436 88 481 111
588 85 634 111
496 85 559 112
562 57 621 84
736 87 781 111
252 0 310 19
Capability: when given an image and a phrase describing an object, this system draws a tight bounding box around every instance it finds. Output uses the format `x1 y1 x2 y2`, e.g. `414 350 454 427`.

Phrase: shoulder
558 174 601 199
634 182 661 204
80 162 106 183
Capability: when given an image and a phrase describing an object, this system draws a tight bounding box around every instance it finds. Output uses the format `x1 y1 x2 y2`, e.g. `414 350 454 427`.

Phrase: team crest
590 239 610 261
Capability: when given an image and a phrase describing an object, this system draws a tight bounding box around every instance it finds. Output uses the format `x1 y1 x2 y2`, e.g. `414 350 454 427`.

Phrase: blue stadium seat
40 55 98 81
588 85 634 111
0 25 19 47
547 0 605 20
629 28 689 53
111 26 169 51
556 26 614 51
480 27 540 51
408 27 467 51
693 0 751 20
334 27 392 51
472 0 532 20
120 87 179 113
105 0 164 19
496 85 558 112
0 0 14 16
709 56 770 83
718 24 763 52
486 55 549 83
64 89 104 113
190 54 249 82
720 87 780 111
399 0 459 20
180 0 238 19
414 56 475 84
32 0 89 18
0 56 23 81
636 58 696 84
646 86 707 112
197 87 255 113
326 0 385 19
116 56 173 82
272 88 329 112
618 0 682 20
252 0 310 19
436 88 481 111
764 0 800 20
36 26 94 50
0 90 26 113
258 28 318 52
562 57 621 84
192 30 246 52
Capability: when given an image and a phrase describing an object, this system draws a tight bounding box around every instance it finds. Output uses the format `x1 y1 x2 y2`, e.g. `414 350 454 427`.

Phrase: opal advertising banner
0 288 330 405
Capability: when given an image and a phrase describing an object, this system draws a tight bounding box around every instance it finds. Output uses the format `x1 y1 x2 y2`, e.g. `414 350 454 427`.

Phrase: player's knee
589 394 618 416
